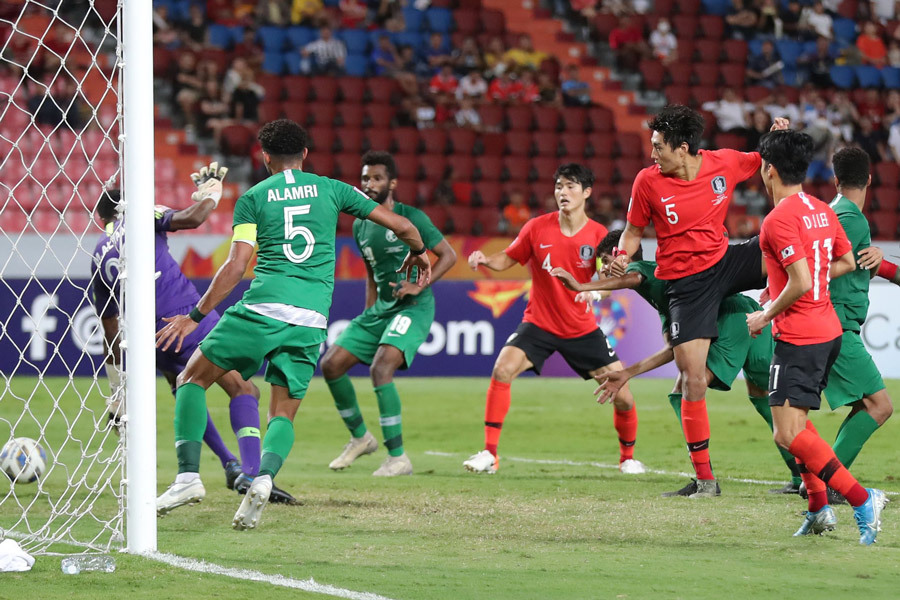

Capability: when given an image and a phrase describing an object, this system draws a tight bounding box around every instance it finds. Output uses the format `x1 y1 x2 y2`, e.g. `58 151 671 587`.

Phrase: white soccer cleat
156 479 205 516
232 474 272 531
329 431 379 470
373 453 413 477
463 450 498 474
619 459 647 474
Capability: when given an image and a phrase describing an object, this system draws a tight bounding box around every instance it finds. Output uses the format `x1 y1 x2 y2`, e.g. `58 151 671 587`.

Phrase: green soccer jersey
232 168 377 322
353 201 444 314
626 260 762 332
828 194 871 332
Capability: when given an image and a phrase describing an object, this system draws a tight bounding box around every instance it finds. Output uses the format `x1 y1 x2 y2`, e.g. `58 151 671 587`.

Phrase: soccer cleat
463 449 499 474
224 459 242 490
793 505 837 536
769 481 801 495
661 478 721 497
854 488 887 545
233 474 272 530
328 431 379 470
619 459 647 474
156 479 205 516
688 479 720 499
373 453 413 477
798 482 847 505
233 473 299 505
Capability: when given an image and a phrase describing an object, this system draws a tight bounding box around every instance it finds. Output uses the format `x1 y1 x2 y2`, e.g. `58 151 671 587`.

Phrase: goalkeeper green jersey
353 202 444 314
626 260 762 332
828 194 871 332
232 169 377 325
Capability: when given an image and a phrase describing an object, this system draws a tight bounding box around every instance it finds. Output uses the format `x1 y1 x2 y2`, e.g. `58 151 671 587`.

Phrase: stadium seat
425 8 454 33
506 105 533 131
479 132 507 156
308 126 337 153
744 85 771 103
694 40 722 63
393 128 419 154
337 77 366 102
449 155 476 180
479 105 506 131
282 52 302 75
448 129 477 154
419 154 448 181
310 76 339 102
283 76 311 101
475 156 504 180
676 38 695 63
714 132 747 152
872 187 900 212
366 77 399 103
506 131 533 156
503 156 532 182
220 124 257 156
473 182 503 207
775 39 803 65
668 63 692 86
587 107 614 132
345 54 369 77
832 18 857 44
639 59 665 90
420 129 448 154
701 0 733 16
262 52 285 74
332 153 360 179
586 158 614 184
336 104 364 128
531 157 559 180
692 86 719 106
870 211 900 238
307 104 337 127
830 65 856 89
0 207 28 232
722 39 749 64
415 181 436 205
587 133 616 159
334 127 364 153
258 73 285 100
475 207 502 236
454 10 480 36
257 26 287 52
32 208 61 234
208 24 234 49
364 103 397 128
282 102 309 125
616 133 644 158
394 31 425 51
339 30 370 54
365 127 393 152
875 163 900 188
286 26 317 50
593 14 619 39
447 206 475 235
692 63 719 87
614 158 645 183
481 9 506 35
679 0 702 14
559 133 589 159
720 63 747 88
403 7 426 31
855 65 882 88
422 205 449 232
672 15 699 38
560 107 588 132
531 132 559 157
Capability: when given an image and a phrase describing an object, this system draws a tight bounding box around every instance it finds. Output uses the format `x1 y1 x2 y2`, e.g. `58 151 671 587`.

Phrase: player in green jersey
551 230 803 497
320 151 457 476
155 120 432 530
808 147 892 503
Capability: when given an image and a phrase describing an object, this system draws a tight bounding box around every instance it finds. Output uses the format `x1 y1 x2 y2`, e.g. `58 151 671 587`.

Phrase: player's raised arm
391 238 457 299
467 249 518 272
550 267 643 293
168 162 229 231
366 203 432 286
595 343 676 404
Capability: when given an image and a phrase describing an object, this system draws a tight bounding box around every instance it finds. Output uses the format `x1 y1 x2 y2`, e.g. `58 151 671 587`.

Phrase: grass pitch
3 376 900 599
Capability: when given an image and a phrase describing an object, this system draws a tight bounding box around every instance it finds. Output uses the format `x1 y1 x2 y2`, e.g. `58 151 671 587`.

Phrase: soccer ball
0 437 47 483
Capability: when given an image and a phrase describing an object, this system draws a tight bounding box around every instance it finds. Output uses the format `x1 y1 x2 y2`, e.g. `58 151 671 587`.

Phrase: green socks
750 395 801 484
668 393 683 422
375 382 404 457
174 383 208 473
326 374 368 438
833 411 880 469
259 416 294 478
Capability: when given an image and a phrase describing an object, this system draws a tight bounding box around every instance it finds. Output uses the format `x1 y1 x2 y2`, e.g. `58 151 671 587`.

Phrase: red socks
614 405 638 463
484 378 511 458
681 398 714 480
788 423 868 508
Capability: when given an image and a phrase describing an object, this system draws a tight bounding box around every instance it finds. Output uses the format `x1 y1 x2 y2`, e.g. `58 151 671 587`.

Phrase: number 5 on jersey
283 205 315 263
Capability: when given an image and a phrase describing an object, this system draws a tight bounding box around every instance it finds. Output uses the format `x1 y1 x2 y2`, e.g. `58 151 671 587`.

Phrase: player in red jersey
747 130 886 544
613 105 788 497
462 164 643 475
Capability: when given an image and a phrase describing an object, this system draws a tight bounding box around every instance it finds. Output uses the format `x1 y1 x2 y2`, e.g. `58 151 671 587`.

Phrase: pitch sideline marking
431 451 900 495
147 552 397 600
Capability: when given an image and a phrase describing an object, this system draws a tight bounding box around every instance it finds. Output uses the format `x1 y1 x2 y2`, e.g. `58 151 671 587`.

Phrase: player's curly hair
832 146 870 190
647 105 705 155
554 163 594 189
759 130 813 186
361 150 398 180
596 229 643 261
96 189 120 222
258 119 309 158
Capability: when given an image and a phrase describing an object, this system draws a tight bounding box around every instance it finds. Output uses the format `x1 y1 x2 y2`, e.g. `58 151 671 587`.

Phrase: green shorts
334 303 434 369
201 302 326 399
707 312 772 392
823 330 885 410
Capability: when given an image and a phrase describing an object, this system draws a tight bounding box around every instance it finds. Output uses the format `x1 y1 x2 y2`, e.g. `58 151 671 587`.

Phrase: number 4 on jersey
541 253 552 272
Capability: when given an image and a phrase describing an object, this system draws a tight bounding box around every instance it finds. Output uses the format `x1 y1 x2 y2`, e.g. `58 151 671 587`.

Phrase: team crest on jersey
385 230 398 242
711 176 727 195
578 244 595 268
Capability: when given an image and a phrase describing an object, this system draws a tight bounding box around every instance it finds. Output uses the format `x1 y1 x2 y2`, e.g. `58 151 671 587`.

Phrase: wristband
410 245 427 256
613 248 627 258
189 307 207 323
877 260 898 281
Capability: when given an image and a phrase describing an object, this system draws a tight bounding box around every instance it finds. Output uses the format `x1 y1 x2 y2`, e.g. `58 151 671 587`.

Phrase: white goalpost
0 0 156 554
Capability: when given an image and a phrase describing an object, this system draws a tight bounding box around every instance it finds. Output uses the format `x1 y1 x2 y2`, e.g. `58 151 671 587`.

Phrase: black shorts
768 337 842 409
504 322 619 380
666 237 765 346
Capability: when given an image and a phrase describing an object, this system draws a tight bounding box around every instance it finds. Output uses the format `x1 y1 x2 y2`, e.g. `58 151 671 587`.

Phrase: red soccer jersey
504 212 608 338
759 191 851 345
628 148 761 280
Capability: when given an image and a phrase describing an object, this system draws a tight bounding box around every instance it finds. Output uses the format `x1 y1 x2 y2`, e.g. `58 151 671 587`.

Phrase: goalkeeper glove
190 161 229 208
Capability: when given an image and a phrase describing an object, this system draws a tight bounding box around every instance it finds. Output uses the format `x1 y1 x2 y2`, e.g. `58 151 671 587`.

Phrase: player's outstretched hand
190 161 229 207
770 117 790 131
390 280 422 299
758 288 771 305
609 255 629 277
468 250 487 270
593 369 629 404
156 314 199 353
397 251 432 287
549 267 583 291
858 246 883 270
746 310 770 338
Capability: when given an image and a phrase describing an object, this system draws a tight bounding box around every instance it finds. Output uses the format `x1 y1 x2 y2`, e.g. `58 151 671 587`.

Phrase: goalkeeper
89 163 297 512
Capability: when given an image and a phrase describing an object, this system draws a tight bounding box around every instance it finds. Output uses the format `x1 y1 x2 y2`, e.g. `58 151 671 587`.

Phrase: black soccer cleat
798 482 847 505
661 478 722 497
769 481 801 494
224 459 243 490
234 473 299 505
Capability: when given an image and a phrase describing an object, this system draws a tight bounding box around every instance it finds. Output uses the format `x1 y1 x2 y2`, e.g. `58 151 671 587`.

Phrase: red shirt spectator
857 22 887 66
429 66 459 96
488 73 522 103
609 19 643 50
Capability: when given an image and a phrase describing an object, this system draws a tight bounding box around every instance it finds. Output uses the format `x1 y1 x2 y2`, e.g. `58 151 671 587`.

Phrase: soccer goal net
0 0 156 555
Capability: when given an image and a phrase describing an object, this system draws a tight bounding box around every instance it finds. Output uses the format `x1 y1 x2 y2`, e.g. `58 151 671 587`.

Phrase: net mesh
0 0 126 554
